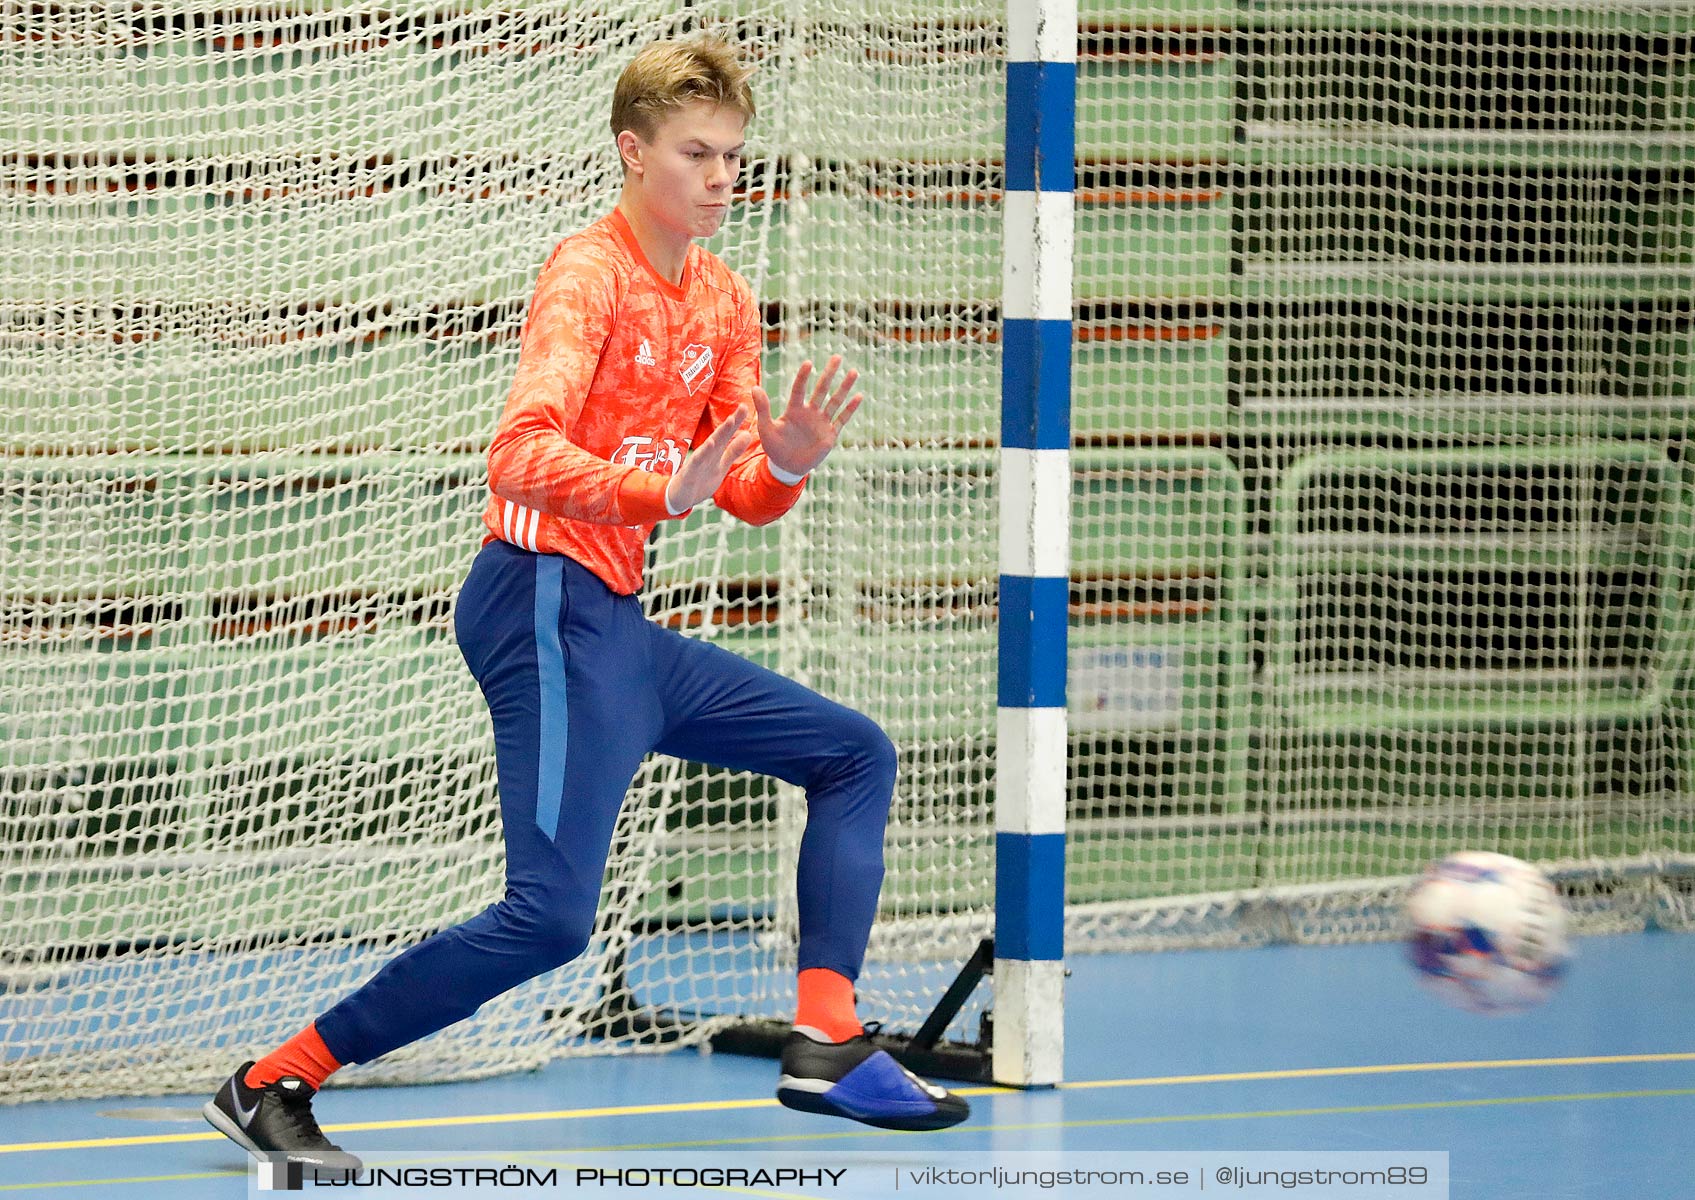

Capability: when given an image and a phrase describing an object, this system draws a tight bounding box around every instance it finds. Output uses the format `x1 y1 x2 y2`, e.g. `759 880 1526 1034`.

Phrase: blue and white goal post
996 0 1074 1089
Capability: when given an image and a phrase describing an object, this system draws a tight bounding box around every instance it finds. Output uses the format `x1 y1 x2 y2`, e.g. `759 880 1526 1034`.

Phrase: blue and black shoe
776 1028 970 1131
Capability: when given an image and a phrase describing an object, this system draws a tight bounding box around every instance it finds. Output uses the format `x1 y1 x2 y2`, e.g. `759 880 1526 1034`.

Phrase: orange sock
795 968 863 1043
245 1022 342 1092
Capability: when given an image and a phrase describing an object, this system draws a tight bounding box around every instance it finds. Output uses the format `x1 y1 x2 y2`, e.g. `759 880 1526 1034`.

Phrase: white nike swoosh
232 1088 261 1127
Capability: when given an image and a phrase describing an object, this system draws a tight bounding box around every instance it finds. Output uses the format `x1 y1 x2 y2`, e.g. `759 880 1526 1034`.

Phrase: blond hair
611 35 755 146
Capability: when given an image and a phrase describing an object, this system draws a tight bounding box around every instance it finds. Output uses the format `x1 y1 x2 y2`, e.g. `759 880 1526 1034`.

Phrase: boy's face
620 100 746 241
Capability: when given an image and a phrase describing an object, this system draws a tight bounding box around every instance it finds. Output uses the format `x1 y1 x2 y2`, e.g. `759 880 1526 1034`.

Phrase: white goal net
1 1 1002 1102
1066 0 1695 950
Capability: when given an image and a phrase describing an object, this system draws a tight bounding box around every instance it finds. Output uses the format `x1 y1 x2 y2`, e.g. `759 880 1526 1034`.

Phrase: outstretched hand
751 355 863 481
664 402 757 514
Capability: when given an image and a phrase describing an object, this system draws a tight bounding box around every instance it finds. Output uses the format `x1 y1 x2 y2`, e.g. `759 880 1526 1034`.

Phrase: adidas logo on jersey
635 340 657 367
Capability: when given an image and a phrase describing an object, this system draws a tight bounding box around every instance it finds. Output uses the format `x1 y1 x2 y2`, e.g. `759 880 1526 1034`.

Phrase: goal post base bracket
709 936 998 1085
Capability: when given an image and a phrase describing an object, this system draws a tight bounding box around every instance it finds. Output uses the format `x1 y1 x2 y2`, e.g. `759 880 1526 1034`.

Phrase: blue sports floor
0 931 1690 1198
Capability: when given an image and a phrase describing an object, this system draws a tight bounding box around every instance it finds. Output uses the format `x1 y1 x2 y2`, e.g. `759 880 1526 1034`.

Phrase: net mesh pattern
1067 0 1695 951
0 2 1002 1101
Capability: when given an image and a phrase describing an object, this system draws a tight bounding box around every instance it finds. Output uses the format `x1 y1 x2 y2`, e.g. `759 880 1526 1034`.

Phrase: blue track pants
315 540 897 1066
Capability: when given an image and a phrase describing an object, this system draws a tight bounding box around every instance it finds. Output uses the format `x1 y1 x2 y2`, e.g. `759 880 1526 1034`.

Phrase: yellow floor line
6 1088 1695 1194
2 1050 1690 1156
1060 1051 1695 1091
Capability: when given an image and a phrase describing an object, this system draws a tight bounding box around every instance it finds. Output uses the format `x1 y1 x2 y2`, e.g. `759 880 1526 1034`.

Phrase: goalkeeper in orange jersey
203 34 969 1171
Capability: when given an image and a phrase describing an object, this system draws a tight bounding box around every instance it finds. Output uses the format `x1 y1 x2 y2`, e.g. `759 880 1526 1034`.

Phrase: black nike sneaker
776 1028 970 1131
203 1062 361 1177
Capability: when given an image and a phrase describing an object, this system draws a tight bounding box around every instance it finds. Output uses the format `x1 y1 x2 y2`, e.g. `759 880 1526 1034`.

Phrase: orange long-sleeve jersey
482 207 805 595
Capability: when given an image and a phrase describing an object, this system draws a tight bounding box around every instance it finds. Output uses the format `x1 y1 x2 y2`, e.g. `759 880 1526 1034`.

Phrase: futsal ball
1403 851 1569 1015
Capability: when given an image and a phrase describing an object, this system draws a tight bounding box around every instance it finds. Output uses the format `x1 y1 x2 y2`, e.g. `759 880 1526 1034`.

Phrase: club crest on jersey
679 343 715 395
612 435 684 474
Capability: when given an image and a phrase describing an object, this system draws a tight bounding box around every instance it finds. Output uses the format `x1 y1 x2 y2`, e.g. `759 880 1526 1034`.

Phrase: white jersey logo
635 340 657 367
679 343 715 395
612 435 685 474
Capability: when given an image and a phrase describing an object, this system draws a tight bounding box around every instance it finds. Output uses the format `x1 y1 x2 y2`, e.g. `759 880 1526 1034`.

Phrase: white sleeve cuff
664 480 689 516
766 459 807 486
